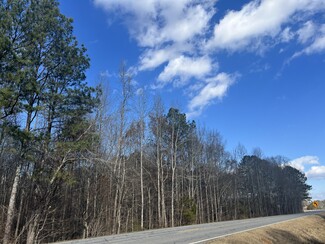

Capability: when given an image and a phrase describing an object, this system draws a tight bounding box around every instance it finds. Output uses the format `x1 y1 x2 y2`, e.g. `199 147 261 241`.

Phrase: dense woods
0 1 311 243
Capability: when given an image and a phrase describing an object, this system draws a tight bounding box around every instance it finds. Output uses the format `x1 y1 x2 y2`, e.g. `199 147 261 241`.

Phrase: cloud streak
207 0 325 52
306 166 325 180
187 73 235 118
94 0 215 48
289 156 320 172
158 56 213 85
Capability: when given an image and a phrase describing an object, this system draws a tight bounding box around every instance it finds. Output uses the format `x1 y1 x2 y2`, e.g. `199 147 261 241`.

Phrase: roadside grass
209 213 325 244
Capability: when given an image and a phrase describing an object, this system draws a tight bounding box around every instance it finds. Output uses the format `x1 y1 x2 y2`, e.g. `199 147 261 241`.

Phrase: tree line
0 0 311 243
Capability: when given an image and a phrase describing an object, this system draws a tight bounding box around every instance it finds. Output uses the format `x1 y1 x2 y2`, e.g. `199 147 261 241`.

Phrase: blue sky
58 0 325 200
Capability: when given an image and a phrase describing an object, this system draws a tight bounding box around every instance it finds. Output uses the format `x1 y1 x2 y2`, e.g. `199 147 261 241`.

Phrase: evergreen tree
0 1 99 243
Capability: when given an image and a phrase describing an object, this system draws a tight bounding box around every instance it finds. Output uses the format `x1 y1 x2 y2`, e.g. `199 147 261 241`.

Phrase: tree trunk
26 214 40 244
171 165 175 227
156 151 161 227
161 154 167 228
14 189 24 241
140 130 144 230
3 164 21 244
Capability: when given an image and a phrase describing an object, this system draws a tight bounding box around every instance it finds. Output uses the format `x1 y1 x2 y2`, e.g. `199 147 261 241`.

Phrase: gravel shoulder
209 212 325 244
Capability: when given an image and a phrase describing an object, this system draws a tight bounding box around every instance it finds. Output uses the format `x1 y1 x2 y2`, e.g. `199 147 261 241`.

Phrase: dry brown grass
209 213 325 244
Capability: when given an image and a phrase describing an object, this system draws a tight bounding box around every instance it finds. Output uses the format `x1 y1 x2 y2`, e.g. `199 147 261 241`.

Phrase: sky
58 0 325 200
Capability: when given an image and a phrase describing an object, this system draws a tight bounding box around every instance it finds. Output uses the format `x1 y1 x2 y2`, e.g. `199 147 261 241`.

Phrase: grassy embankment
210 212 325 244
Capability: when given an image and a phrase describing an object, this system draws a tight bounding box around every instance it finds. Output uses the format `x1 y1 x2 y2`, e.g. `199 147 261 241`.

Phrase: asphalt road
55 210 324 244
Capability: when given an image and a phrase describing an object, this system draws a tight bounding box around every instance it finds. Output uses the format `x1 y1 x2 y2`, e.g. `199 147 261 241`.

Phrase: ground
210 212 325 244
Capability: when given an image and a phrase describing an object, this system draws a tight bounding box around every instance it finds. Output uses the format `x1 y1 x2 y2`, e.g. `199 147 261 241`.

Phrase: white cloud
292 25 325 58
207 0 325 51
281 27 294 43
157 56 213 86
139 43 192 71
297 21 316 44
94 0 171 47
94 0 215 48
139 48 175 71
303 32 325 55
289 156 320 172
160 4 213 44
187 73 235 117
306 166 325 179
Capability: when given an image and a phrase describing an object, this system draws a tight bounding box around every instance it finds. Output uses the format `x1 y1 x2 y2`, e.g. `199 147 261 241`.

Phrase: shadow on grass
266 229 323 244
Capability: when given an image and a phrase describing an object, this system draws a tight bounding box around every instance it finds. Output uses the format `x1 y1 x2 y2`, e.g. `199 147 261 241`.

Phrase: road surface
55 210 324 244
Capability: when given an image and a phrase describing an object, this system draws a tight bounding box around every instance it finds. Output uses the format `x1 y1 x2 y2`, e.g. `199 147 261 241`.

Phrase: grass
209 212 325 244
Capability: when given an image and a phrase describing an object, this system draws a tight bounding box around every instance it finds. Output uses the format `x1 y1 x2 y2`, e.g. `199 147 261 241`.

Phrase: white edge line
188 215 309 244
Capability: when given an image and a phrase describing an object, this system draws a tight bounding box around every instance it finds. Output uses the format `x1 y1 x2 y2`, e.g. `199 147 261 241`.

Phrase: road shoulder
209 212 325 244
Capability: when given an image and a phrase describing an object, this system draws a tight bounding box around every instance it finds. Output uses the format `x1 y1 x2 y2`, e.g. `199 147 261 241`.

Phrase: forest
0 0 311 243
